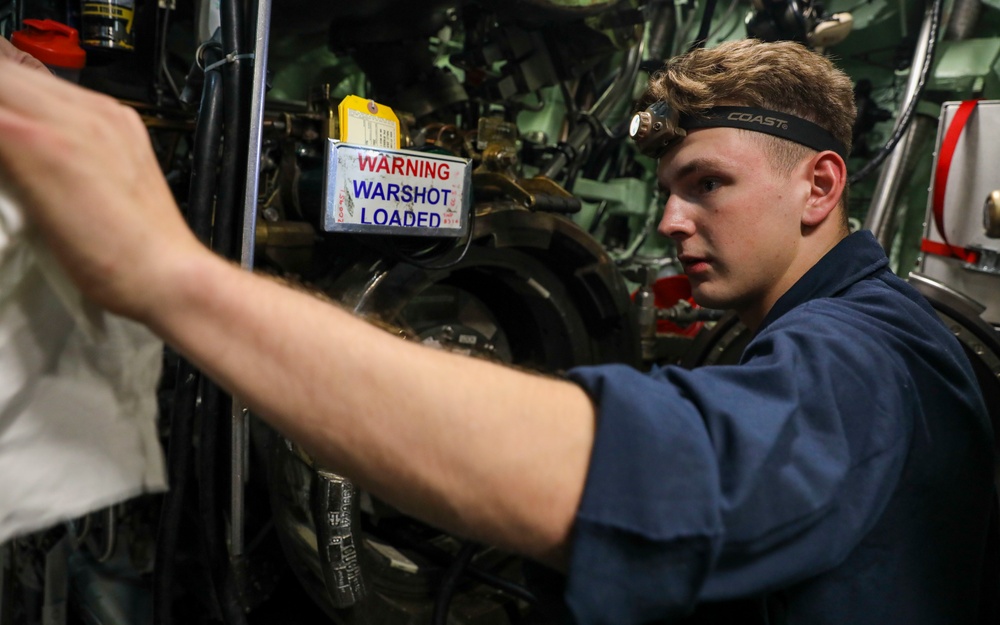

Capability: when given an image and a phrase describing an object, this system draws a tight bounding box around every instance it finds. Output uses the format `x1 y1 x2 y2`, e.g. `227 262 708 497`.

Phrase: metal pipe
231 0 273 561
540 39 644 179
862 2 937 242
864 115 933 249
646 1 676 66
945 0 981 40
852 0 942 187
240 1 272 267
861 0 979 247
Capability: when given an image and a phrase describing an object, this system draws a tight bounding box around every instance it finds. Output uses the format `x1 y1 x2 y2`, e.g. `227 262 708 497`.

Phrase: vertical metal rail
863 116 932 250
862 2 936 246
231 0 272 559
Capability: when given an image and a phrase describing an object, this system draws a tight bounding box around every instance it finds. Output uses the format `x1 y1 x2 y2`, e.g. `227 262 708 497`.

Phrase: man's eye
700 179 720 193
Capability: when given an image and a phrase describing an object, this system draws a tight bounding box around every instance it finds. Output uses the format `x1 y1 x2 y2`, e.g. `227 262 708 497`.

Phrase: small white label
323 142 471 237
345 108 397 149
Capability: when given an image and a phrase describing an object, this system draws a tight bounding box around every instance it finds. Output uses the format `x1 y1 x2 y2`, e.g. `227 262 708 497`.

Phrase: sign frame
321 140 472 238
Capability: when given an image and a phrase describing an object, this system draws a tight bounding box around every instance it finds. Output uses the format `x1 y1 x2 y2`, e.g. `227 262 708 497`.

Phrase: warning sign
322 141 471 237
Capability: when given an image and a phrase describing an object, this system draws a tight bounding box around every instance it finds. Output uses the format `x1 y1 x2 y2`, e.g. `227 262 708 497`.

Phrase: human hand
0 58 205 323
0 35 50 73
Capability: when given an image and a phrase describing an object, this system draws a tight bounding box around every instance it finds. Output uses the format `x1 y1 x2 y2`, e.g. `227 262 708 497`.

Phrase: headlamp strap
681 106 848 161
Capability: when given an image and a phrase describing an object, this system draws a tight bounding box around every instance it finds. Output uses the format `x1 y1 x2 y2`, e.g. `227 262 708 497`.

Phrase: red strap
928 99 981 263
921 237 979 263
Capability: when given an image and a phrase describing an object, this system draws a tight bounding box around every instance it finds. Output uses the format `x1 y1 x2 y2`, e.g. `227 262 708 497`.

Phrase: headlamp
628 101 686 159
629 104 848 161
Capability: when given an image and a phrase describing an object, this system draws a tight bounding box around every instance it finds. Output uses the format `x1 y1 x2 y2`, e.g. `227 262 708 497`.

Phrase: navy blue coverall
565 230 996 624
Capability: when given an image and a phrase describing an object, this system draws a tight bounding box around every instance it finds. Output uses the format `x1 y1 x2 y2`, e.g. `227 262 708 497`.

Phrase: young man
0 36 993 623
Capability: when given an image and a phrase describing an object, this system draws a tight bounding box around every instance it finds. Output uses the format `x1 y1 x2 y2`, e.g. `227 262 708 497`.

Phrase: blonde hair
644 39 856 216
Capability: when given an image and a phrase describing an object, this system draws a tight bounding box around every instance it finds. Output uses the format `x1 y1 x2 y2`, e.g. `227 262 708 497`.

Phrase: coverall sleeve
563 307 916 623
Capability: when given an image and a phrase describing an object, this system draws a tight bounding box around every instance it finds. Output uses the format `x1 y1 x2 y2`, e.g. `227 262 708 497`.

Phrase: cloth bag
0 185 166 544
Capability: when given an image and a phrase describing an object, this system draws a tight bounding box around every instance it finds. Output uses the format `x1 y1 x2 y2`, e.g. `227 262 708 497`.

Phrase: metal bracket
472 172 581 213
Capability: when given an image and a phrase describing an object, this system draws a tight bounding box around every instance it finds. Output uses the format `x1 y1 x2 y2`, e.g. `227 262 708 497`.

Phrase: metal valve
984 190 1000 238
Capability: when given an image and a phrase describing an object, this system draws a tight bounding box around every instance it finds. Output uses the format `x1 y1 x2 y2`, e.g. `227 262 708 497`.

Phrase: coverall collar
757 230 889 333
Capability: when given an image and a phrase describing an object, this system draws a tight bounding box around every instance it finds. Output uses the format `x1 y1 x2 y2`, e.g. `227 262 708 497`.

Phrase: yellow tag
337 95 400 149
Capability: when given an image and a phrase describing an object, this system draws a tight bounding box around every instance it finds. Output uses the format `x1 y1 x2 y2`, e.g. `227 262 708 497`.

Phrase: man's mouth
678 254 711 274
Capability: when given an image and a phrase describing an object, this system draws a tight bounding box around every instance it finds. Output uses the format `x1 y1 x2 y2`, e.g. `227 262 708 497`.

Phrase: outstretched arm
0 57 596 568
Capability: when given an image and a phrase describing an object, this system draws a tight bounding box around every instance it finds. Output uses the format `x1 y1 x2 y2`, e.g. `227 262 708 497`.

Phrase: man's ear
802 151 847 227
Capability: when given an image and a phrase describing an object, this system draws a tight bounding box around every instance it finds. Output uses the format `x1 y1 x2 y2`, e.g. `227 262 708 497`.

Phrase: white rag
0 183 166 544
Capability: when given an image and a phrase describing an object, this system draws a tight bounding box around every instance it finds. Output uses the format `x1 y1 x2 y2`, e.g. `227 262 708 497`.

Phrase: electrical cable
704 0 742 42
152 360 198 625
848 0 943 184
431 542 479 625
610 193 661 264
197 0 250 622
197 379 233 619
212 0 249 261
712 8 744 43
461 562 538 605
151 41 226 624
373 523 539 605
589 200 610 234
559 80 579 135
541 41 643 180
188 54 224 553
671 1 701 56
187 39 224 246
395 207 478 270
644 0 677 65
158 4 182 104
187 54 228 617
688 0 720 51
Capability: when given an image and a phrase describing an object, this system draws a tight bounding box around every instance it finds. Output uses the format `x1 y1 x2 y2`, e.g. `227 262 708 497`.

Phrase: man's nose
657 195 695 239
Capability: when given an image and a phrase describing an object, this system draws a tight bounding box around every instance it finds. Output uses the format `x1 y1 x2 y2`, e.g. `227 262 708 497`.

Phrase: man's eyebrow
659 156 730 191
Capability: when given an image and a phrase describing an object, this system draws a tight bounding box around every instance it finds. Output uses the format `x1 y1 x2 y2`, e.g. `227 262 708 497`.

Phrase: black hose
191 1 251 619
432 542 479 625
151 43 226 624
182 2 251 623
589 201 610 234
464 562 538 605
213 0 249 261
207 1 251 622
688 0 719 51
396 207 478 270
646 0 677 64
196 377 243 625
152 360 199 625
188 40 224 246
374 522 539 605
848 0 943 184
198 379 235 614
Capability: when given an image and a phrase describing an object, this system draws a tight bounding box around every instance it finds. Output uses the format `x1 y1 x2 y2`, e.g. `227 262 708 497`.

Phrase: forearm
151 250 596 567
0 57 594 567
